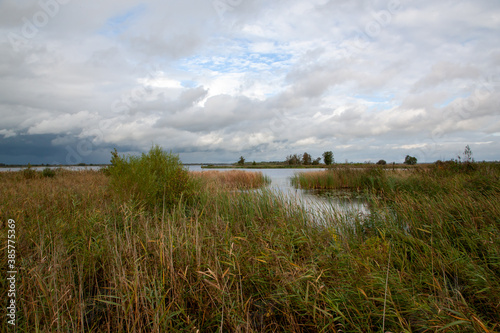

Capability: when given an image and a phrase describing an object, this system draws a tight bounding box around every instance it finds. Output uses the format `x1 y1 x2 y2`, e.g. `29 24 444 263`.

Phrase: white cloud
139 75 183 89
295 137 319 147
0 129 16 138
27 111 100 135
0 0 499 164
197 132 223 146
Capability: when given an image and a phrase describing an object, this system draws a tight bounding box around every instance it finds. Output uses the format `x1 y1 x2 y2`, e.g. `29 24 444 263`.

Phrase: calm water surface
187 165 370 220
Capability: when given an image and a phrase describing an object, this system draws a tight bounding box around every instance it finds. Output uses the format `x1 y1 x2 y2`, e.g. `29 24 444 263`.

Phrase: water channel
187 165 370 223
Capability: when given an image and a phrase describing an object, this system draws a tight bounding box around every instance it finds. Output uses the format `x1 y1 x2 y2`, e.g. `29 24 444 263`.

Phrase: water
0 166 103 172
187 165 370 221
1 164 369 220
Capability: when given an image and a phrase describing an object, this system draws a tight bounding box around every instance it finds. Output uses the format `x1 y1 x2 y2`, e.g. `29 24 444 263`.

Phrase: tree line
237 151 335 166
237 151 421 166
284 151 334 165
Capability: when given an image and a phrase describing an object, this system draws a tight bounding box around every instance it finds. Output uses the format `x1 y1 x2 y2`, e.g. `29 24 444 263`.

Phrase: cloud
0 129 17 138
0 0 499 164
27 110 100 135
412 62 481 92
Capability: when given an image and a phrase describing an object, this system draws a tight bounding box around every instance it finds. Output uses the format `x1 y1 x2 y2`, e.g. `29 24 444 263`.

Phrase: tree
404 155 417 165
312 157 321 165
463 145 474 163
238 156 245 165
286 154 301 165
302 152 312 165
323 151 334 165
376 159 387 165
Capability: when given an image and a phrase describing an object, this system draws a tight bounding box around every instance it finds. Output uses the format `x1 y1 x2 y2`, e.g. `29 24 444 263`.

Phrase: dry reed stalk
190 170 268 189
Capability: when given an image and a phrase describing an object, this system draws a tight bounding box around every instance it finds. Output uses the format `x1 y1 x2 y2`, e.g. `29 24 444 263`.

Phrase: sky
0 0 499 165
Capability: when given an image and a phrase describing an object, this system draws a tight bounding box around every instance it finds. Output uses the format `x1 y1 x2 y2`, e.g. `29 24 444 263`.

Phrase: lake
187 165 370 222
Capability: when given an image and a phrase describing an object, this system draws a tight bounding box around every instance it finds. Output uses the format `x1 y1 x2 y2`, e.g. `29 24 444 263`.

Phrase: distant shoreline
2 161 497 170
0 164 110 168
200 163 428 169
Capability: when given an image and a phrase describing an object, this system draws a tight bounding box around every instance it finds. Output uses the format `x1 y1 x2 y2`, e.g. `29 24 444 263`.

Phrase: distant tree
238 156 245 165
252 161 257 166
286 154 301 165
323 151 334 165
463 145 474 163
404 155 417 165
376 159 387 165
312 157 321 165
302 152 312 165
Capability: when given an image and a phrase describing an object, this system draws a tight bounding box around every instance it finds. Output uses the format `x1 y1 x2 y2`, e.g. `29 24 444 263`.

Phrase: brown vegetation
191 170 270 189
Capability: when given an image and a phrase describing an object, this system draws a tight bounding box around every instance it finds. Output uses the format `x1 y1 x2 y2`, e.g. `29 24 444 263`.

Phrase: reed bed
191 170 271 190
291 166 400 191
1 160 499 332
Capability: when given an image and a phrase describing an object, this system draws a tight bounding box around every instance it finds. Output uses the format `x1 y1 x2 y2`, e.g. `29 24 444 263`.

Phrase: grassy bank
291 163 500 194
1 156 499 331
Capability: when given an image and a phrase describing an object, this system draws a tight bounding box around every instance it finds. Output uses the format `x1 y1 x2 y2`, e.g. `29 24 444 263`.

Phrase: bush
433 159 478 174
42 168 56 178
22 165 38 179
404 155 417 165
107 145 196 210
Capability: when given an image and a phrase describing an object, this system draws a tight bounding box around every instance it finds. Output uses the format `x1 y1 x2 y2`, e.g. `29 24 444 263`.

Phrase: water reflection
302 189 370 215
279 188 370 225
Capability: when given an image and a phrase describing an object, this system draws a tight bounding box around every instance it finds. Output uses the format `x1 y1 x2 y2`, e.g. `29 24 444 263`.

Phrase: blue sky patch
99 4 147 37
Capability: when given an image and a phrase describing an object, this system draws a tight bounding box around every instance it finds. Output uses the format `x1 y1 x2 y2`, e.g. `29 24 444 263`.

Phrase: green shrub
99 165 111 176
42 168 56 178
107 145 196 210
22 165 38 179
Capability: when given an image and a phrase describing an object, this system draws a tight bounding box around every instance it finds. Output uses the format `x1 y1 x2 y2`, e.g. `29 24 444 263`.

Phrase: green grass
1 155 499 332
291 162 500 195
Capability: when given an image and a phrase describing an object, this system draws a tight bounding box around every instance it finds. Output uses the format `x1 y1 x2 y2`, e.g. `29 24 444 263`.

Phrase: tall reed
290 166 390 190
190 170 271 190
1 161 499 331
